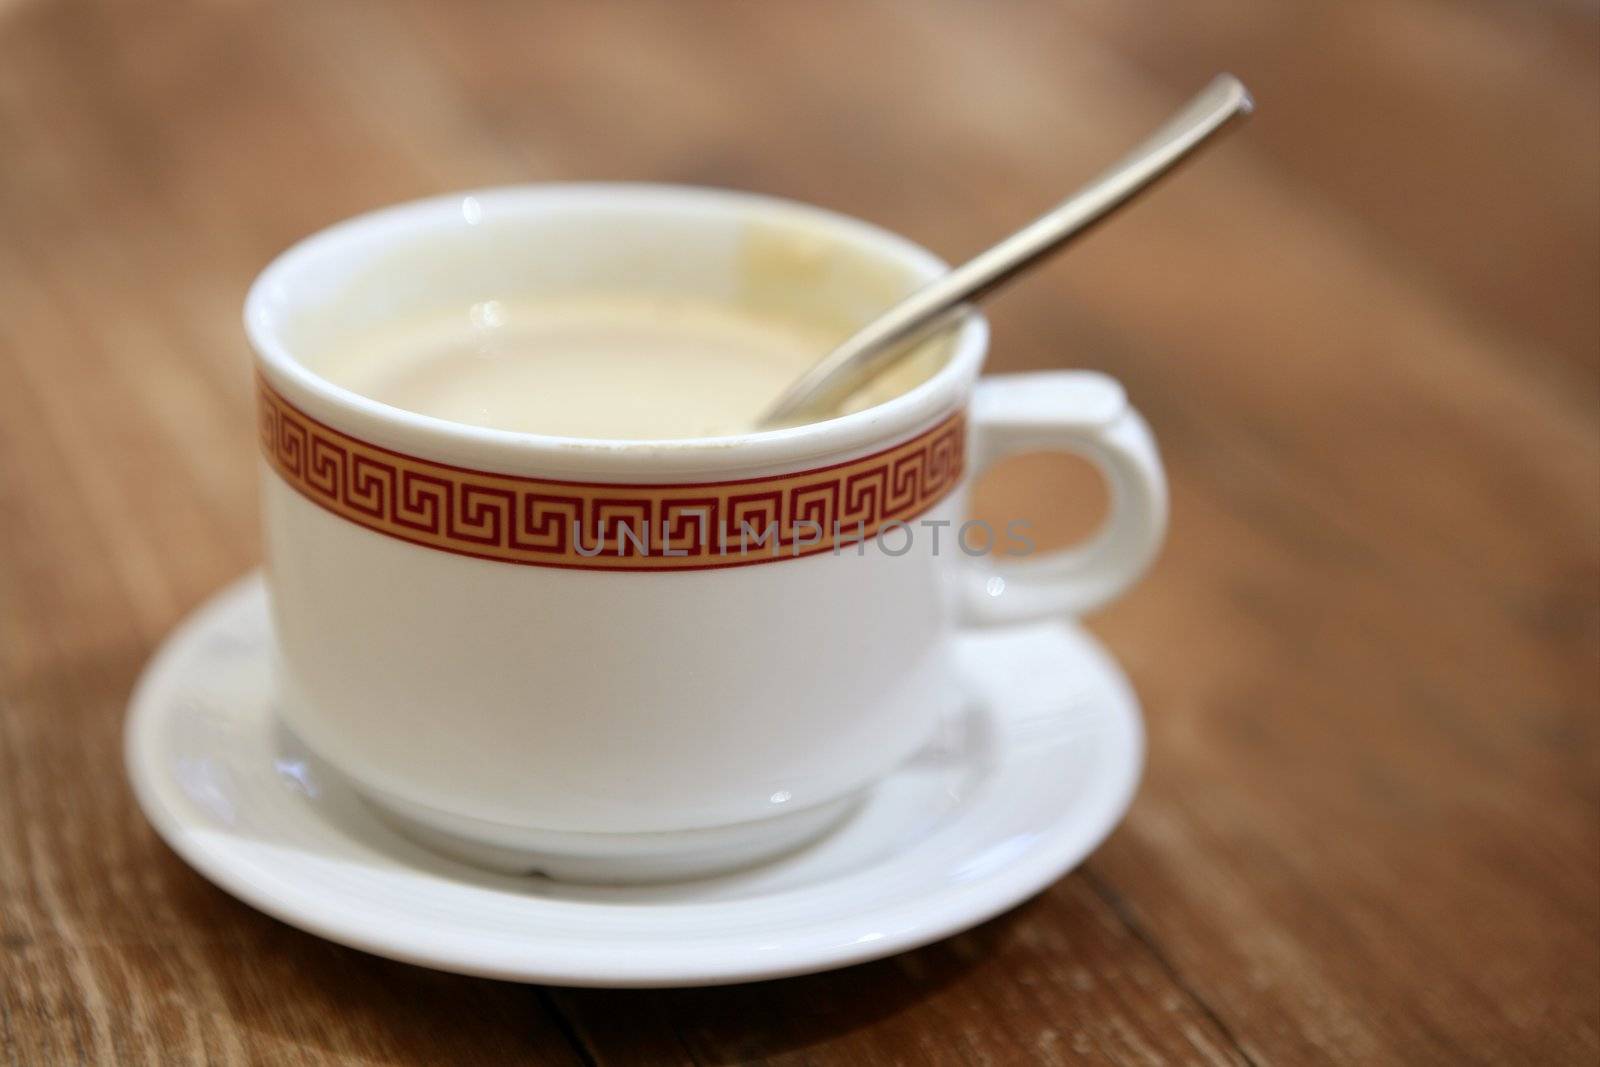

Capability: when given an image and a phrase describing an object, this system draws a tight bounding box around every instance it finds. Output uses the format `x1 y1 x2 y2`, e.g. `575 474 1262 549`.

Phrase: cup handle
960 371 1167 625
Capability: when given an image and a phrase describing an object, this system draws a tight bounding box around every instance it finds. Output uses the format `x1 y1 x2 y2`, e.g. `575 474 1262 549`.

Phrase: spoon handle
758 74 1254 427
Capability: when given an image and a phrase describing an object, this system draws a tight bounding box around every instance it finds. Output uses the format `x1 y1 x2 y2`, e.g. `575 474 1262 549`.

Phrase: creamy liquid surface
308 295 856 439
307 294 943 440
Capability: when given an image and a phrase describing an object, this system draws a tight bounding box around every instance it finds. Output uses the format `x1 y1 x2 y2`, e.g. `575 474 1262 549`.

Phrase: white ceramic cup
245 184 1166 882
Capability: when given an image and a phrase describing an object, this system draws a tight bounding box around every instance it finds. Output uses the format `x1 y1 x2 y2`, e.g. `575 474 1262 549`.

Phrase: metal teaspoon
755 73 1254 428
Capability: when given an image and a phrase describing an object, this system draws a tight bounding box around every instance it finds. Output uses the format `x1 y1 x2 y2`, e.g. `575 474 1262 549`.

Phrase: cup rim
244 183 988 477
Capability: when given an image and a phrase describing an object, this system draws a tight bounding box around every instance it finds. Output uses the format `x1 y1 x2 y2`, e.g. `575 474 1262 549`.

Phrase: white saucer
125 573 1143 987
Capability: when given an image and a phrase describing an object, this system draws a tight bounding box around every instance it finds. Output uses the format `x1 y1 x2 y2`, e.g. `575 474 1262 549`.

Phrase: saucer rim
125 572 1144 987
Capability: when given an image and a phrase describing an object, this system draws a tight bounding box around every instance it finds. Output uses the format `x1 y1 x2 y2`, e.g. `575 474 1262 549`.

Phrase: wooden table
3 2 1596 1063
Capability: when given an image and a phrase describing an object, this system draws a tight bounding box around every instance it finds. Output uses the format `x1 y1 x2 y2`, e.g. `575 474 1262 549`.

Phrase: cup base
358 786 863 884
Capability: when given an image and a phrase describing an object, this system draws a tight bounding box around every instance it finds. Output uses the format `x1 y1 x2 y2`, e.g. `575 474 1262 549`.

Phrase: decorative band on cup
257 377 966 572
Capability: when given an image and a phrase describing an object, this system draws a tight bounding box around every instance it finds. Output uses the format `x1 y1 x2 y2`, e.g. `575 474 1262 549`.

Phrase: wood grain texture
1 1 1595 1063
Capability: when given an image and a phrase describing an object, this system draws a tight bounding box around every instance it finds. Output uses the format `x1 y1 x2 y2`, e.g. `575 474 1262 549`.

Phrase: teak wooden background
2 2 1596 1064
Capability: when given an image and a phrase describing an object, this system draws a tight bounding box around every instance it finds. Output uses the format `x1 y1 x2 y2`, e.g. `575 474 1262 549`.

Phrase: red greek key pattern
258 378 965 571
